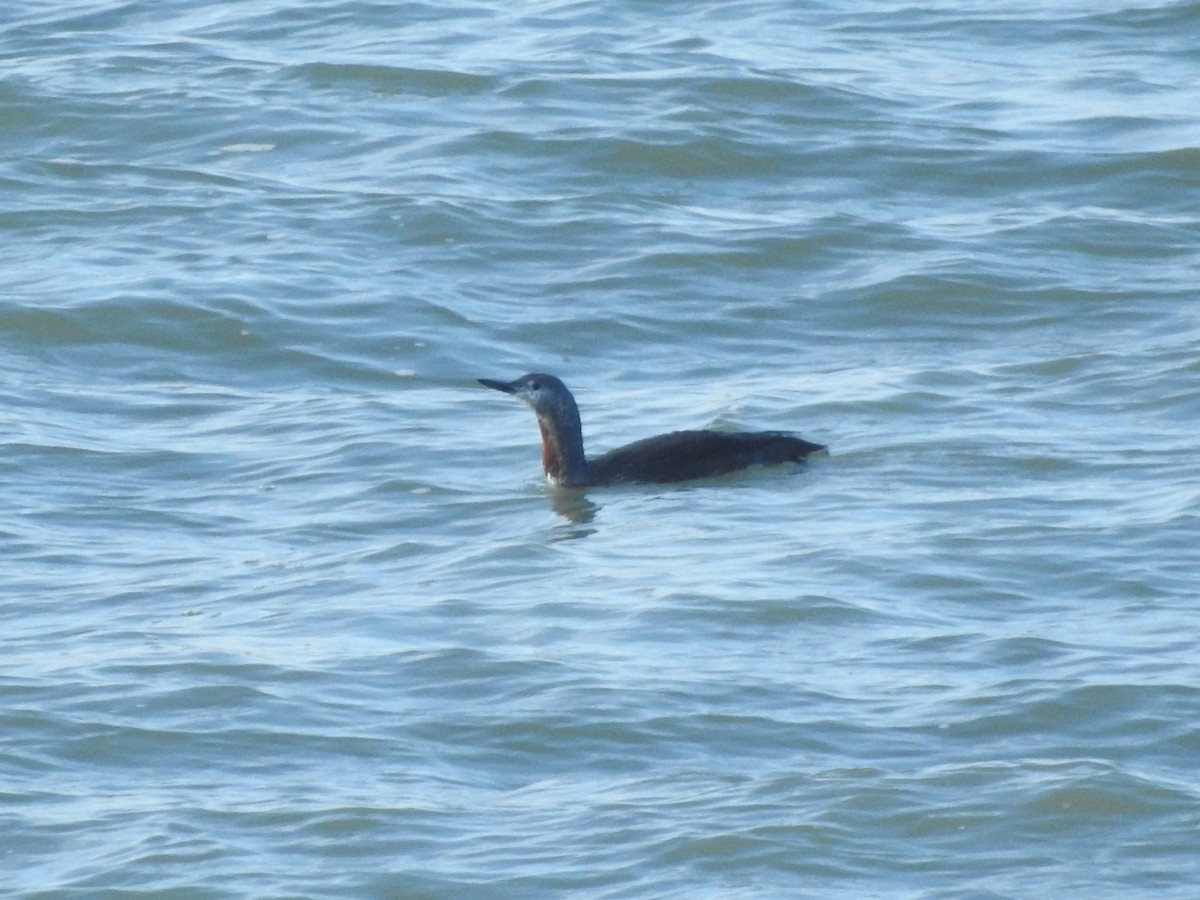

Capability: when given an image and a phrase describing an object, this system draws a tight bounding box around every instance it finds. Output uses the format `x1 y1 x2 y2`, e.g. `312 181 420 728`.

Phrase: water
4 0 1200 896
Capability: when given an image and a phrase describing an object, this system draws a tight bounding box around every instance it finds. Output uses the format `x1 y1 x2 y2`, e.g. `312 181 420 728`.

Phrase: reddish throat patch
537 420 561 481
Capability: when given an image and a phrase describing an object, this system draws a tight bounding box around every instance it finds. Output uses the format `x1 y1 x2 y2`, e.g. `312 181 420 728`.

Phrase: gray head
477 373 573 411
477 373 588 485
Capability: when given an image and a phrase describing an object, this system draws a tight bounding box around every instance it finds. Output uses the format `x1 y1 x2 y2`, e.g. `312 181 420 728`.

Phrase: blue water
4 1 1200 897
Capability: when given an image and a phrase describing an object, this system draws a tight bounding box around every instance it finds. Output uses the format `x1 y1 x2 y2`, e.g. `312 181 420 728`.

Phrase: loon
478 373 825 487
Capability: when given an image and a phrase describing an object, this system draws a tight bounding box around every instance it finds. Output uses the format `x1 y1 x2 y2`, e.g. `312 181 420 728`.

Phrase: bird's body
478 373 825 487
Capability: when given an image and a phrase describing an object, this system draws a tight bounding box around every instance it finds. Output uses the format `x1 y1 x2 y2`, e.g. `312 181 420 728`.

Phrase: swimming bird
478 373 825 487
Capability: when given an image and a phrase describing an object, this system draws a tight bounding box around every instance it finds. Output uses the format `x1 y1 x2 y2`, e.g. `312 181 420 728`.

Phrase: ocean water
4 0 1200 897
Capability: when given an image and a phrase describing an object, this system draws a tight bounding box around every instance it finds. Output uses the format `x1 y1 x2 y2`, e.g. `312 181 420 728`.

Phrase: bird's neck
536 411 589 486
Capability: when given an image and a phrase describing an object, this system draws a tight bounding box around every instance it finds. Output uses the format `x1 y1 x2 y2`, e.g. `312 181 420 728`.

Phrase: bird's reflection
549 487 598 527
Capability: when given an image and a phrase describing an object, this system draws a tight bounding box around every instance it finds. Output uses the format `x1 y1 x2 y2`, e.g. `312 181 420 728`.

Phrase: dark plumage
478 373 825 487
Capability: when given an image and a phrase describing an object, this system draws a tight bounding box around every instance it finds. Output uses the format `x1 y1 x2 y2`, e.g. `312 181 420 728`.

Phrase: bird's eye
529 380 541 390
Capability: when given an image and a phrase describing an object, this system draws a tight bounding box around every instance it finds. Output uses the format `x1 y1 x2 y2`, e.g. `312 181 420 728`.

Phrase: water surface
4 1 1200 897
